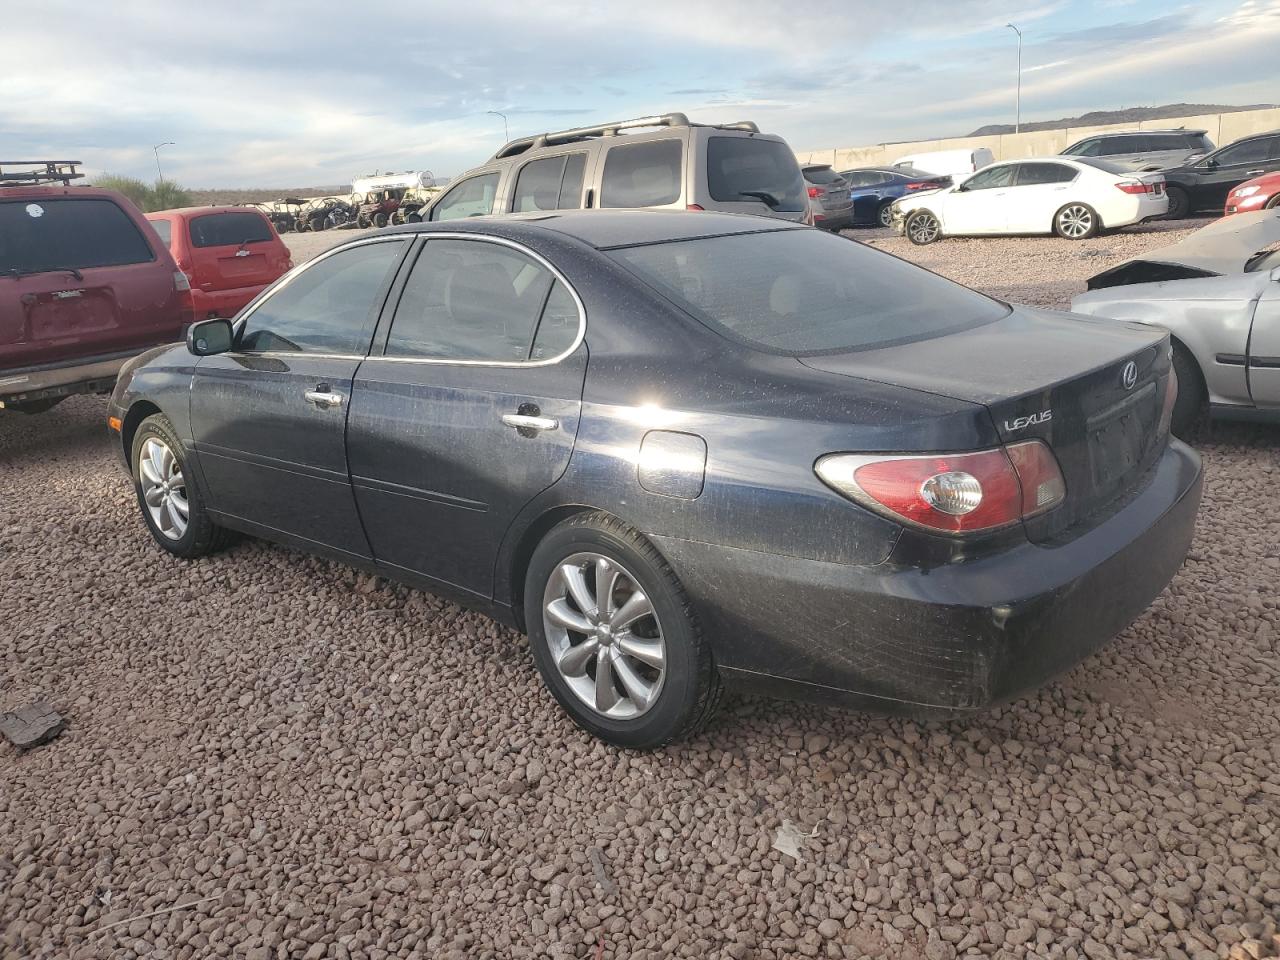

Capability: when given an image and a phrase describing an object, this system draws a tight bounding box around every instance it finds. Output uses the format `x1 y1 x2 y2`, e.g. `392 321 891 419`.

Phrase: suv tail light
815 441 1066 535
807 186 822 198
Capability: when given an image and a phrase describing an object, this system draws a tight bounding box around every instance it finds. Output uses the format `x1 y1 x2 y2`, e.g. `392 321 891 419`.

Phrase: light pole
1005 23 1022 134
153 141 174 183
487 111 509 143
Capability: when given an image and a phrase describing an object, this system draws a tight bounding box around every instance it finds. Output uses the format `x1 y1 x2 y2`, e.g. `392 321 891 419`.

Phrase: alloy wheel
878 204 894 228
542 552 667 721
1058 205 1093 239
138 437 189 541
907 212 939 243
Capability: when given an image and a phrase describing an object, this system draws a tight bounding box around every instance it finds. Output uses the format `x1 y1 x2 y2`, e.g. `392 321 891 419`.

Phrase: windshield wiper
738 190 782 209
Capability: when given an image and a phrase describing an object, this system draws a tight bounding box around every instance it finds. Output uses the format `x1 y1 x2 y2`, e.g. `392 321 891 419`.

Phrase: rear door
1249 275 1280 407
189 238 410 560
1 196 178 371
186 211 284 293
347 236 586 599
1005 162 1078 233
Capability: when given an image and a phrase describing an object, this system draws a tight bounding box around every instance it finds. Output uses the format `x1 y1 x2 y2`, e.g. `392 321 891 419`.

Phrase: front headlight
1234 186 1260 197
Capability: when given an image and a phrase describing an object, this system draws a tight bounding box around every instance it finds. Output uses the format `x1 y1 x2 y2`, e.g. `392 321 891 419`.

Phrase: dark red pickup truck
1 161 193 413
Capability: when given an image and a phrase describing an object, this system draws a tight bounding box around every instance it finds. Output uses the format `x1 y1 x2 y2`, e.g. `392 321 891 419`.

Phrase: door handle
304 389 344 408
502 413 558 432
1245 169 1265 176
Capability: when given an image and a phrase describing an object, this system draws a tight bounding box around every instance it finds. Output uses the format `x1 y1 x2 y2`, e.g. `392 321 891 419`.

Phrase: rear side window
705 138 806 212
149 219 173 246
430 173 500 221
1065 139 1102 157
1187 133 1214 152
0 198 154 276
609 228 1006 356
1016 163 1077 185
239 240 406 354
385 239 575 362
512 153 587 212
600 139 682 208
189 211 274 247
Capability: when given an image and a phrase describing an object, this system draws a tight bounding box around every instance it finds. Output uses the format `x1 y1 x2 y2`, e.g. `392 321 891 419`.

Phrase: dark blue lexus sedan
108 211 1202 748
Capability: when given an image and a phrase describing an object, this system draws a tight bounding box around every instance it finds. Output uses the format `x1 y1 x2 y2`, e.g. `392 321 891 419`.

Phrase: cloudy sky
2 0 1278 187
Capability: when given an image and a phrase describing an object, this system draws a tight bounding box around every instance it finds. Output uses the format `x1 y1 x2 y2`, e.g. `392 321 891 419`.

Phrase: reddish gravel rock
2 224 1277 959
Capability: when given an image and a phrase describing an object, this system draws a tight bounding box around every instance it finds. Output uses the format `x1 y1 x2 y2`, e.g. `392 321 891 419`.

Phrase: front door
347 236 586 599
1193 135 1280 211
189 238 410 561
943 164 1017 235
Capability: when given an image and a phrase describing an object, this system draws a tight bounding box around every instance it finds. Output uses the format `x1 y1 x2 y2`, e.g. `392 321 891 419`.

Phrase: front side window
429 173 500 221
1213 138 1277 166
610 228 1007 356
190 211 274 247
961 165 1015 191
239 240 406 354
1016 163 1077 186
0 198 154 276
512 154 587 212
600 139 683 208
385 239 577 362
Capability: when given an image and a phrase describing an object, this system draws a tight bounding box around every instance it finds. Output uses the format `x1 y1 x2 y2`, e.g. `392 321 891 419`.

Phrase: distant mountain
969 103 1276 137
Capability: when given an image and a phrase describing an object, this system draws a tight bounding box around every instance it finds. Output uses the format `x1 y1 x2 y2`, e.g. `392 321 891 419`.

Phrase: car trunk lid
185 211 283 292
799 307 1172 541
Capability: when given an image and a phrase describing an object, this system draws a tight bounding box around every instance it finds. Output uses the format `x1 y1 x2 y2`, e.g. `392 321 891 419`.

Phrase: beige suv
425 113 809 224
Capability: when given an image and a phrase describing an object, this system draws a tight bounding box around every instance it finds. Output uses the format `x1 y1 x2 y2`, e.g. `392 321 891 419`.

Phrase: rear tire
373 212 388 228
905 210 941 245
524 512 721 749
131 413 232 559
309 216 325 232
1164 186 1190 220
1170 343 1206 438
1053 203 1099 240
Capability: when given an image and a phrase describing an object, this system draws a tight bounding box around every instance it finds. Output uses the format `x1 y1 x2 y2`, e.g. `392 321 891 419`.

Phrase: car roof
382 210 806 250
1078 128 1208 138
0 184 137 203
146 205 267 219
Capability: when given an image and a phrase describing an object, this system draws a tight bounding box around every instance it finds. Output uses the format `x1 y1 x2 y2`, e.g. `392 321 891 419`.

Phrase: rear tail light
807 186 822 198
815 440 1066 535
905 182 943 192
1116 180 1159 195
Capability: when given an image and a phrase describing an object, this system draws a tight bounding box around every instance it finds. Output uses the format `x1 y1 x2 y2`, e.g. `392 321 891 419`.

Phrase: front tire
131 414 231 558
1170 343 1206 438
877 201 895 228
524 513 721 749
1054 203 1099 240
905 210 941 245
1265 193 1280 210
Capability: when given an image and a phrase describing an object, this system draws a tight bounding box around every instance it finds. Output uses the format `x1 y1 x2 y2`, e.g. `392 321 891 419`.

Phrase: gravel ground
2 222 1278 960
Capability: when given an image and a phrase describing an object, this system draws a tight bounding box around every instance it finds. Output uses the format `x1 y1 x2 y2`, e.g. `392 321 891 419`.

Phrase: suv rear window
802 166 843 184
610 228 1007 356
190 211 274 247
708 138 806 212
0 198 155 276
600 139 682 208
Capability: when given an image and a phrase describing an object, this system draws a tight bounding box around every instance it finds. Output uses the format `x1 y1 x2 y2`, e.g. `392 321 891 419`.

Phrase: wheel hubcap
909 215 938 242
138 437 189 541
543 552 667 721
1060 206 1092 238
879 205 893 227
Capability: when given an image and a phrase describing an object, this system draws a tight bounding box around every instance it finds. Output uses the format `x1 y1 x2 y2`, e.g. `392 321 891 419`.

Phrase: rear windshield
803 166 843 185
705 137 806 212
609 228 1008 356
0 198 155 276
190 211 274 247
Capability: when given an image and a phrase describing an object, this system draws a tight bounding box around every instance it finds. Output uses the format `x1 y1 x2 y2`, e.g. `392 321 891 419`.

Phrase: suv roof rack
0 160 84 187
488 114 761 161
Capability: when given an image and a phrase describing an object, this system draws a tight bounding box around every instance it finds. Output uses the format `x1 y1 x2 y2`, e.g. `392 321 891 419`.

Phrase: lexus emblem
1121 360 1138 390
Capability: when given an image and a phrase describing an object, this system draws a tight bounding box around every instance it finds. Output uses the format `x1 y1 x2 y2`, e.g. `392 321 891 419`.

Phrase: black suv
1160 130 1280 218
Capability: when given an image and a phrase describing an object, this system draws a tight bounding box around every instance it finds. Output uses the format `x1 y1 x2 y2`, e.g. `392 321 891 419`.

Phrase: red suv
146 206 292 321
1 161 193 413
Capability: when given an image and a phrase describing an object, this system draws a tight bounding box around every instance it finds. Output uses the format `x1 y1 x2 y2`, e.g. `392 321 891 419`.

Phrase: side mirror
187 317 234 356
1202 158 1218 169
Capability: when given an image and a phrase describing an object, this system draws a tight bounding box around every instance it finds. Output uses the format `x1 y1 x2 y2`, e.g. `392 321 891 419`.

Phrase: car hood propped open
1086 209 1280 290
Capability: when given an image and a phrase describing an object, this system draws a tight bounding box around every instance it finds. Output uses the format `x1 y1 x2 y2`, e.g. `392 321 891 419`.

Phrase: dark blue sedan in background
108 211 1201 749
840 166 952 227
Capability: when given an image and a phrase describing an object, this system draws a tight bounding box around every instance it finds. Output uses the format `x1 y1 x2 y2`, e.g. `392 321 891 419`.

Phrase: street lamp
1005 23 1022 134
153 141 175 183
487 111 509 143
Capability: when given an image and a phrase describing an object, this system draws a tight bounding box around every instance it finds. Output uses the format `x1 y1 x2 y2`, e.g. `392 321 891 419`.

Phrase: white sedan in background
891 158 1168 244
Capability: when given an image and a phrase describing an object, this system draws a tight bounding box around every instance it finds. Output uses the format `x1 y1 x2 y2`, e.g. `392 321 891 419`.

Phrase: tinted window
190 211 274 247
1187 133 1214 152
512 153 587 212
385 239 571 362
1016 163 1077 185
610 228 1006 356
600 139 682 208
706 137 806 211
0 198 154 276
239 240 406 354
840 172 879 188
1065 138 1102 157
803 167 843 184
531 281 580 360
430 173 500 221
1214 137 1277 166
1146 134 1187 151
149 218 173 246
559 153 586 208
961 165 1015 190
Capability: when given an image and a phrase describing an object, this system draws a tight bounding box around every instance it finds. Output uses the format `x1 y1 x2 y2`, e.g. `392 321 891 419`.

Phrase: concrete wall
796 107 1280 170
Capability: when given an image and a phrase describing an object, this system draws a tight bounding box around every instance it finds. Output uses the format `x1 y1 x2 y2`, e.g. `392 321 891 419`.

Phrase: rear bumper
654 439 1202 716
0 350 139 404
813 207 854 231
189 283 269 320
